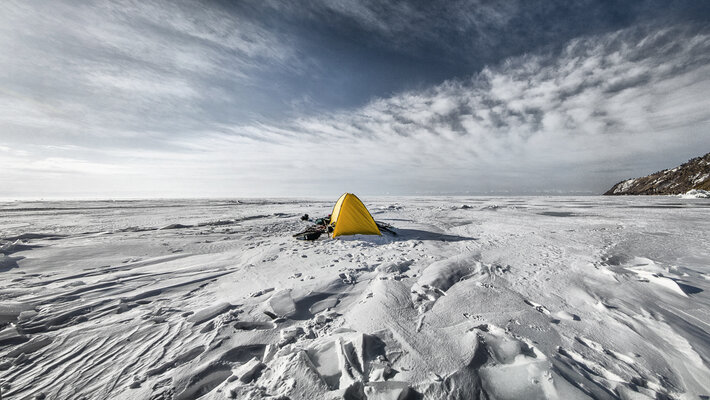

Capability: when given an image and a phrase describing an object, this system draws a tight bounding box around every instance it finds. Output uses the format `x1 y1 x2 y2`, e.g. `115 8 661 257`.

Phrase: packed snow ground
1 197 709 399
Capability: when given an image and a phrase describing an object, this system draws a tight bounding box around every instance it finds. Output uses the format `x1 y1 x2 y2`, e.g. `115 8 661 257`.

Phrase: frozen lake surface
1 196 709 399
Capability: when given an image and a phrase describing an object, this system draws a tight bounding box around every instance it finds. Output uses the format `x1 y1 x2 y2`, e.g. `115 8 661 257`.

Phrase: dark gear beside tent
293 193 394 240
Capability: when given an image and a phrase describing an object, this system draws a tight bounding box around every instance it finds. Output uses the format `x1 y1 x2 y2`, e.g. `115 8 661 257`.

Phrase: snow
691 172 709 185
1 197 710 399
613 178 637 193
678 189 710 199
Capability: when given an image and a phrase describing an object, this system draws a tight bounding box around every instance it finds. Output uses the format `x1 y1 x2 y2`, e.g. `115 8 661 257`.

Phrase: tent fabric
330 193 381 238
331 193 347 225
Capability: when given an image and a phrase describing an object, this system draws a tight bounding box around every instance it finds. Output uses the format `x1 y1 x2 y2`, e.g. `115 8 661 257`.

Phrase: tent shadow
388 228 475 242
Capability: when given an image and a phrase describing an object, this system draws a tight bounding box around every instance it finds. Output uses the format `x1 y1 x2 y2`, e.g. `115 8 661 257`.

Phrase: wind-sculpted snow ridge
1 197 709 399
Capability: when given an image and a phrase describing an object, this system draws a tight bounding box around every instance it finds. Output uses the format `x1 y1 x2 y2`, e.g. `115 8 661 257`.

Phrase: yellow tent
330 193 381 238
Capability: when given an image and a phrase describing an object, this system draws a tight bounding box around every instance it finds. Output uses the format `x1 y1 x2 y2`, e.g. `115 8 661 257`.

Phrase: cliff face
605 152 710 195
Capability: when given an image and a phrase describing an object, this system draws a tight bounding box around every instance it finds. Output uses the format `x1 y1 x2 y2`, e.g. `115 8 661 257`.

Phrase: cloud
0 0 307 141
1 0 709 198
261 0 708 64
85 68 199 98
183 25 710 195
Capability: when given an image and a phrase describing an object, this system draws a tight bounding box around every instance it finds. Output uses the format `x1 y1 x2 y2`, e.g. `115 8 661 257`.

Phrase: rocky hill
605 152 710 195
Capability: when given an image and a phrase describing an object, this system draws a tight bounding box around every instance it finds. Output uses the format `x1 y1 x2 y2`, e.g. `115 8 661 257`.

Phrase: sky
1 0 710 199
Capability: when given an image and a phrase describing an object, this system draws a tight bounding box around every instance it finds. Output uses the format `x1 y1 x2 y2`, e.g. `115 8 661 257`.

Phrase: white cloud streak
0 0 304 140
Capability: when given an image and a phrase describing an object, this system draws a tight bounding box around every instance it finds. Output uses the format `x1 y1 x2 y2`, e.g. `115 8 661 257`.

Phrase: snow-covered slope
605 152 710 195
1 197 709 399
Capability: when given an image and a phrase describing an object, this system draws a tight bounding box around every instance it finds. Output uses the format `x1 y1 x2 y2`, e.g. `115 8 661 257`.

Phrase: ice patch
268 290 297 318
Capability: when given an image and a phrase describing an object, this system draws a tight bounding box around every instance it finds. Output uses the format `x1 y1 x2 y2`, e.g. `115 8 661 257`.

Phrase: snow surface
1 197 710 399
